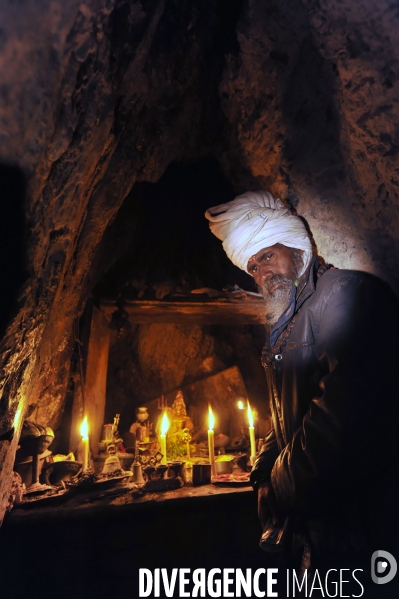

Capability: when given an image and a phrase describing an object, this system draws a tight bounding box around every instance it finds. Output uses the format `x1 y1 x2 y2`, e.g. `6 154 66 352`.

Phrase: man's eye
265 253 273 261
250 265 259 274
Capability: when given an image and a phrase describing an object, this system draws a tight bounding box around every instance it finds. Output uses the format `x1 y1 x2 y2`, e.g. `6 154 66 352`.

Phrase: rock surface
106 322 268 436
0 0 398 521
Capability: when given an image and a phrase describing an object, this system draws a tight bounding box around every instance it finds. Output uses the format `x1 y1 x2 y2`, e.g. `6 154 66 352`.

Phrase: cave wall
0 0 234 519
306 0 399 282
106 323 268 438
0 0 398 521
220 0 399 282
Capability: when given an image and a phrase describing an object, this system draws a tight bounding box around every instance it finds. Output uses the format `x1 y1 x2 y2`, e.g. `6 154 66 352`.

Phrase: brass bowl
42 461 82 485
214 455 234 475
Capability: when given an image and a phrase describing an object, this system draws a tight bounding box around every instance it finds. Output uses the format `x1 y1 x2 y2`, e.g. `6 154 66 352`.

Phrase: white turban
205 191 312 275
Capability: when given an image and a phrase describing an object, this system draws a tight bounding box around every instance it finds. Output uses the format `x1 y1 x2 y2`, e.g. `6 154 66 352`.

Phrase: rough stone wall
0 0 236 520
220 0 399 283
0 0 399 522
306 0 399 284
106 323 267 436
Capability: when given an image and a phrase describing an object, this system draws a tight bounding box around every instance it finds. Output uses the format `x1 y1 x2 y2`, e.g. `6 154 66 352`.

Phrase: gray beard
260 274 296 329
259 250 304 330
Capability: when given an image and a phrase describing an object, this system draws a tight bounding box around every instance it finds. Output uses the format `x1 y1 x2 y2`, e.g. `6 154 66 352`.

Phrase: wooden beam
84 306 110 456
99 299 266 325
70 305 110 458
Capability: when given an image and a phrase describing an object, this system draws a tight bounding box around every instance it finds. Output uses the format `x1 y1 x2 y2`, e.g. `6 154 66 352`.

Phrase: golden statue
160 390 194 460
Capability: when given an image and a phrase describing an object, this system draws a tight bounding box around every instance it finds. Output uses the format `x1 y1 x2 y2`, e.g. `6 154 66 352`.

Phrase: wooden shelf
99 299 266 325
8 483 253 521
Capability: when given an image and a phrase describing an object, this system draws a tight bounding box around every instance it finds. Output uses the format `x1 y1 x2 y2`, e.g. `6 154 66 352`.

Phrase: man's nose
259 265 274 281
255 265 273 285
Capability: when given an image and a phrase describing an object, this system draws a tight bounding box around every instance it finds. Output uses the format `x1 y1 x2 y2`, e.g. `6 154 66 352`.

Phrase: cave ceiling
0 0 398 518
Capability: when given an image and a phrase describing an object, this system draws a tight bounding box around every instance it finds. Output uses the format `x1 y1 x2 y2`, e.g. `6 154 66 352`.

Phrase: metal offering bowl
214 454 234 475
42 461 82 485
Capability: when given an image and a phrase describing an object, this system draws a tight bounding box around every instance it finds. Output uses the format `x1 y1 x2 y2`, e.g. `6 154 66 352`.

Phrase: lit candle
237 399 246 431
208 405 216 477
160 412 169 465
247 401 256 465
80 416 90 471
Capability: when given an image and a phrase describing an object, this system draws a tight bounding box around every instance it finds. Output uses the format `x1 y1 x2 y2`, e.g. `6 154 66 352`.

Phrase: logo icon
371 550 397 585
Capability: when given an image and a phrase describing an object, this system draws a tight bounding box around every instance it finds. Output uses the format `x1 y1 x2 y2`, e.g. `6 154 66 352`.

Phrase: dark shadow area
0 163 29 338
93 155 257 300
0 490 280 599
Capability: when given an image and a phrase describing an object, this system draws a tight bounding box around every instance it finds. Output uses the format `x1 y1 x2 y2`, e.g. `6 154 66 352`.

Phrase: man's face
247 243 303 327
247 243 299 287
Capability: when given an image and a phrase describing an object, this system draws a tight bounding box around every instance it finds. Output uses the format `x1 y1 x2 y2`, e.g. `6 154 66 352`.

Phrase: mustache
258 274 295 297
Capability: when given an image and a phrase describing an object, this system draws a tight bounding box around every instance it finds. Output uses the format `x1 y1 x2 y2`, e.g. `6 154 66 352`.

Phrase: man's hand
258 480 288 554
258 480 283 530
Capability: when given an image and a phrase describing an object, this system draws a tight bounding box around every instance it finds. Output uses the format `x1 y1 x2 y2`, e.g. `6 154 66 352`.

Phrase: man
206 191 399 594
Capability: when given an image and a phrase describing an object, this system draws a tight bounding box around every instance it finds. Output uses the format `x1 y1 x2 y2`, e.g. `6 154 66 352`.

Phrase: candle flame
238 400 244 410
80 415 89 439
247 401 254 428
208 405 215 431
161 412 169 435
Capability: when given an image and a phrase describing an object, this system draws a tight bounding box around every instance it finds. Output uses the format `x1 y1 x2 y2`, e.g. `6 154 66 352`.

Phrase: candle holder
155 464 168 479
192 463 211 486
167 461 184 478
143 465 156 481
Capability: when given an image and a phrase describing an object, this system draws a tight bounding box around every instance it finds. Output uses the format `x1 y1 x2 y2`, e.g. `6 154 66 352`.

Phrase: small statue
101 413 125 454
165 391 194 460
130 407 151 443
170 391 193 434
102 442 122 475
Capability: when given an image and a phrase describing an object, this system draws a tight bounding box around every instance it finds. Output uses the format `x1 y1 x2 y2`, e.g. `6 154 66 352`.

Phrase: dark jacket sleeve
270 271 399 516
250 427 280 487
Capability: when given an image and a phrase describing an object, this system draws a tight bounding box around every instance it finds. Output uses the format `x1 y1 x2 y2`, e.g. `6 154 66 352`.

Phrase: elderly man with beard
205 192 399 593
